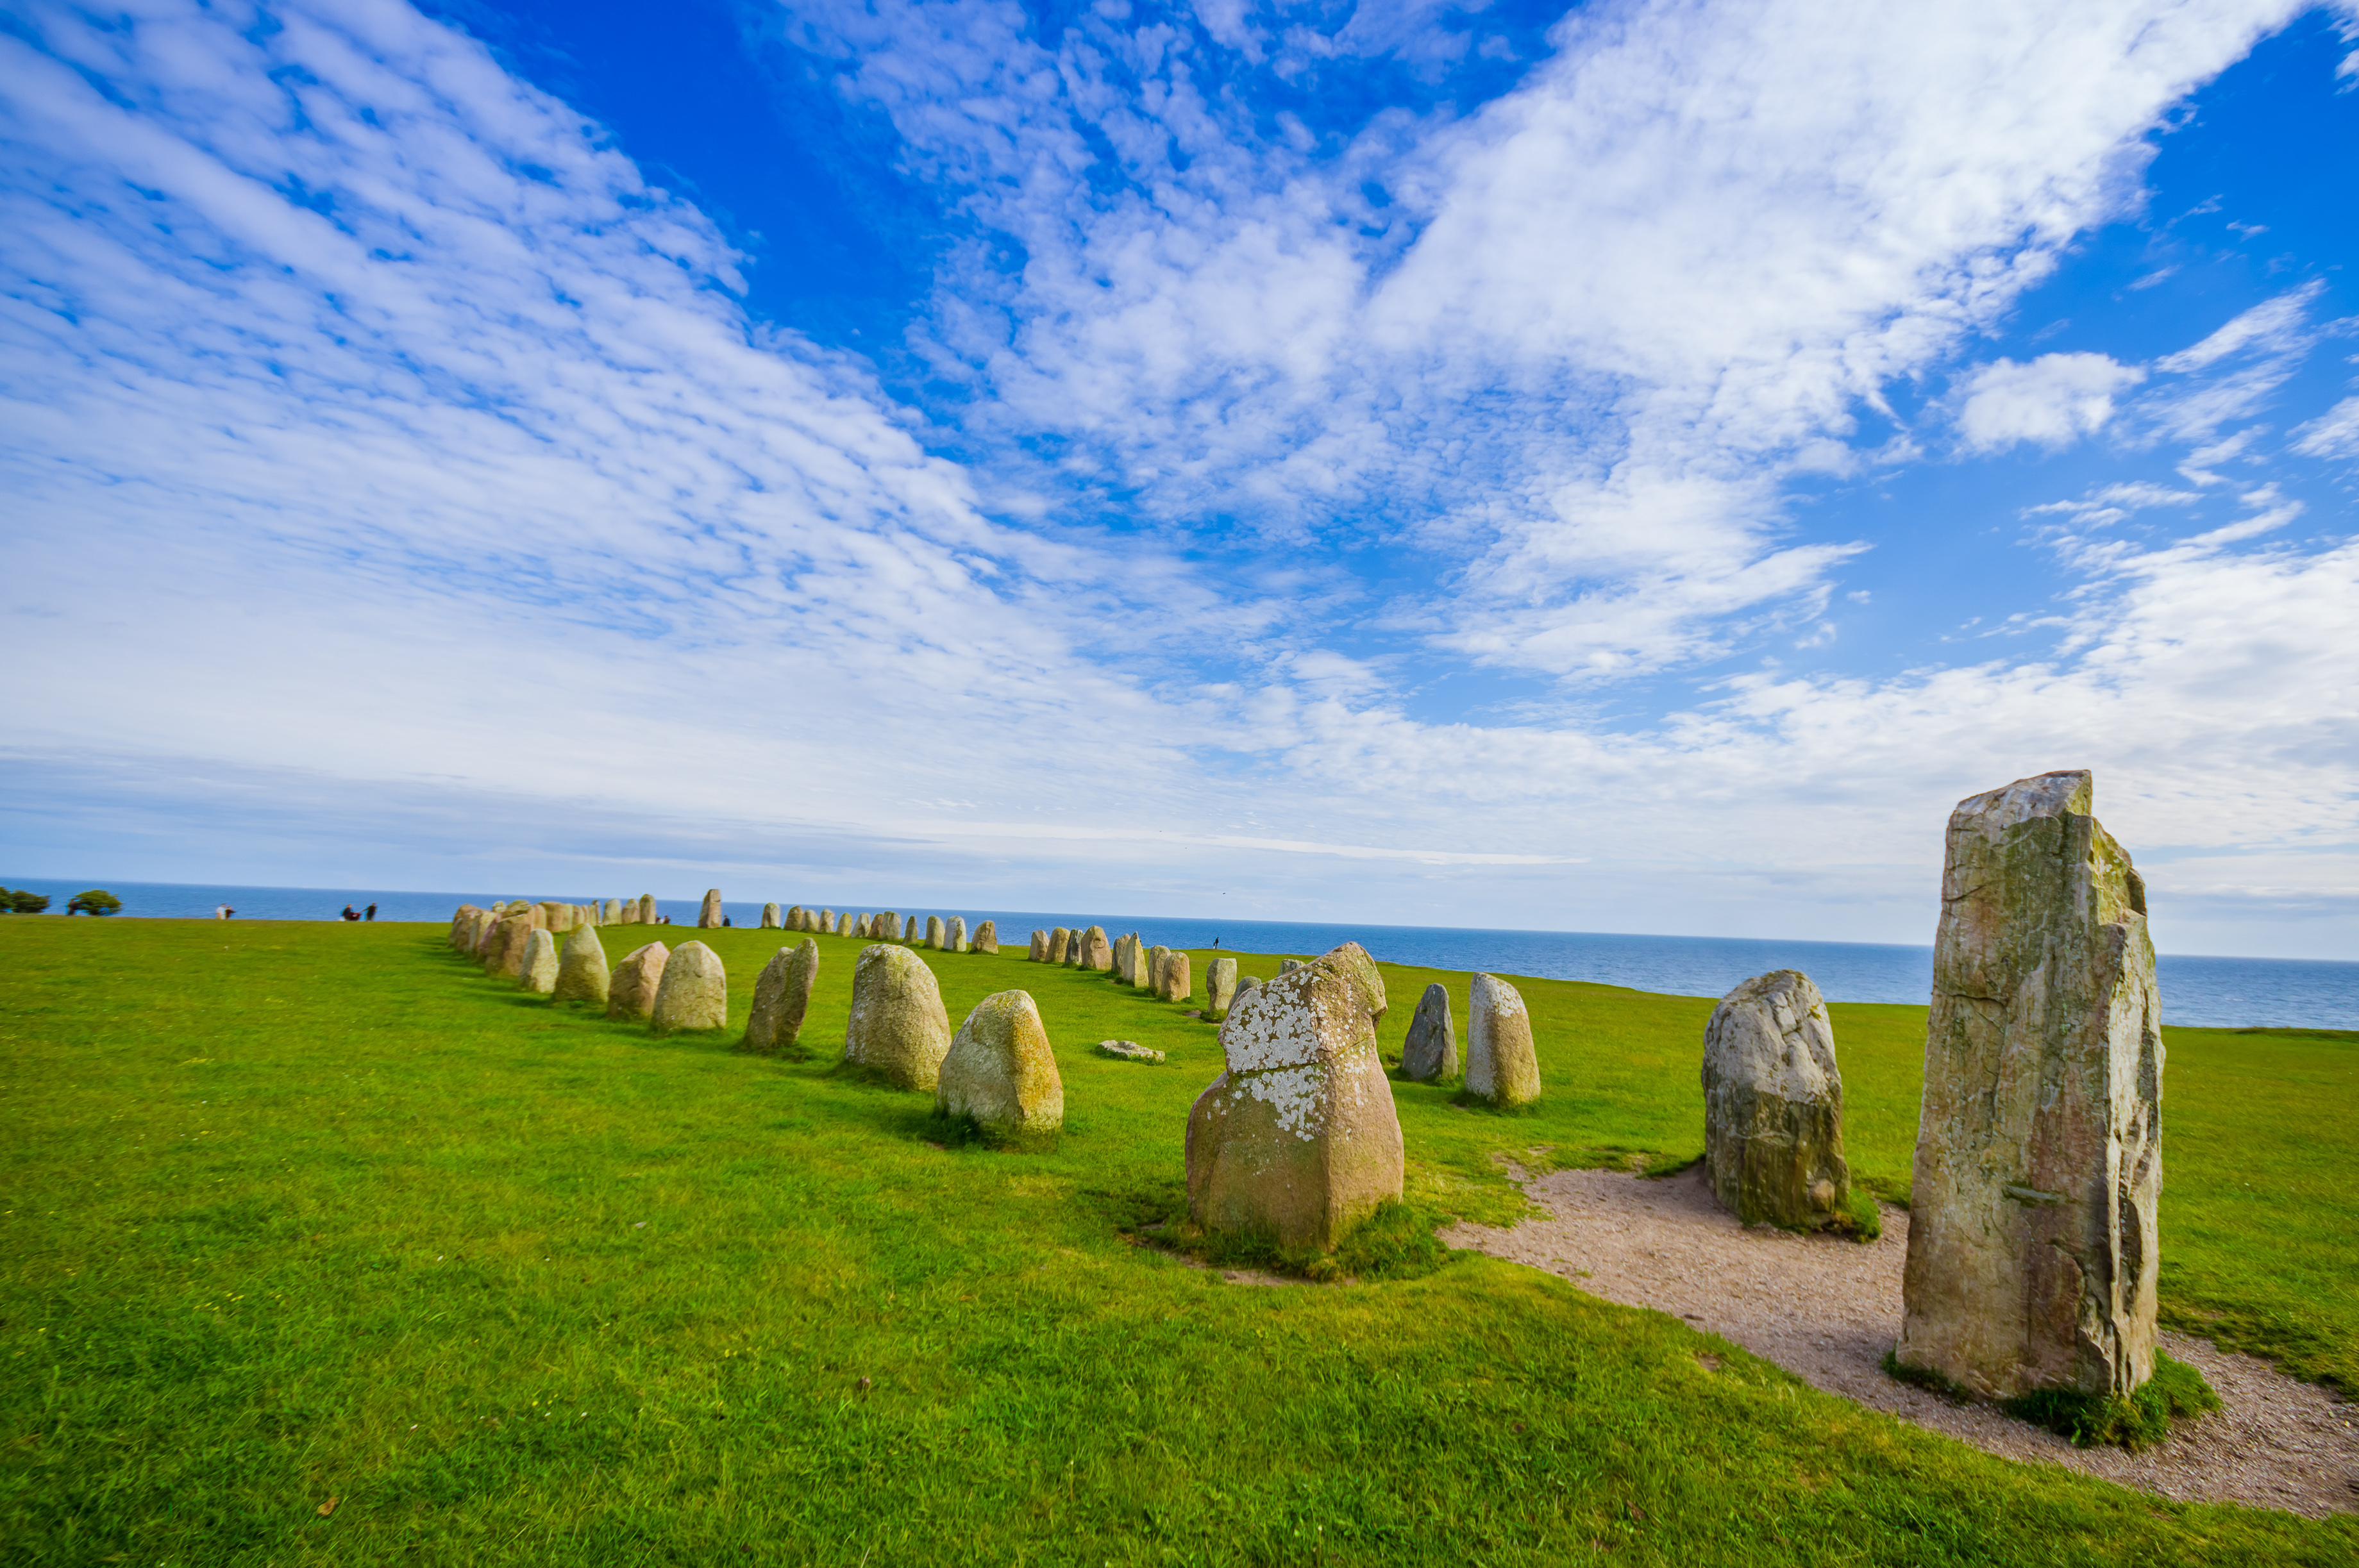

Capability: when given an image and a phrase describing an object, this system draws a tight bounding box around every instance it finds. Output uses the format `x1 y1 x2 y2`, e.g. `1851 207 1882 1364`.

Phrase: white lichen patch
1236 1064 1330 1138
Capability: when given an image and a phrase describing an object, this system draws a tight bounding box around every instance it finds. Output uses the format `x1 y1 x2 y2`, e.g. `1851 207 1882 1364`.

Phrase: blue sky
3 0 2356 958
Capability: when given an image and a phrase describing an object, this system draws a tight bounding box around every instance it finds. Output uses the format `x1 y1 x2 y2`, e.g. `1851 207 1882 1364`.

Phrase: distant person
340 905 360 922
723 915 732 928
215 904 232 920
365 903 377 922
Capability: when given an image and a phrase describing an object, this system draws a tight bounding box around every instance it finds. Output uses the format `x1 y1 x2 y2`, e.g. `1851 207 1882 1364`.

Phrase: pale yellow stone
936 990 1064 1144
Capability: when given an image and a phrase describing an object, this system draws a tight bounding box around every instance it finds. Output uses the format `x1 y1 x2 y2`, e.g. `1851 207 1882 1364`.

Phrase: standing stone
1207 956 1238 1019
1029 929 1050 962
1123 938 1151 989
651 940 727 1033
1401 983 1457 1081
1186 942 1402 1250
637 894 657 924
448 905 483 949
1159 950 1192 1002
743 940 819 1056
1078 925 1112 971
698 889 723 929
844 944 953 1091
605 898 623 924
1110 933 1132 983
761 903 782 930
1279 958 1303 974
1897 770 2162 1401
1703 971 1849 1230
924 914 945 950
947 915 968 953
936 990 1064 1145
518 929 559 993
553 924 611 1008
483 913 535 978
1465 973 1541 1108
608 942 669 1021
786 905 806 931
973 920 998 955
539 902 567 931
1146 945 1171 996
876 912 902 941
1048 928 1071 964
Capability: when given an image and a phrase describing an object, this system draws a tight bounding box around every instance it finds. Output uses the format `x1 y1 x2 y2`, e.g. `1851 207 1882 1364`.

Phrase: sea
4 877 2353 1031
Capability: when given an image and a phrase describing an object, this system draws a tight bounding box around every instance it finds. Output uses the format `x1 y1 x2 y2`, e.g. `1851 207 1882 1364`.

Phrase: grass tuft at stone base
2001 1353 2222 1451
1148 1200 1457 1285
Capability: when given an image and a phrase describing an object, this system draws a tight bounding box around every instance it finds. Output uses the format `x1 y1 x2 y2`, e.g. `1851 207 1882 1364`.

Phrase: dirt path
1442 1163 2359 1519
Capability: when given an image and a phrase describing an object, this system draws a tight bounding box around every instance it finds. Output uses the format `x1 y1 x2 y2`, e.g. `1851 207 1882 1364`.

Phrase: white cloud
1958 353 2147 451
2292 395 2359 458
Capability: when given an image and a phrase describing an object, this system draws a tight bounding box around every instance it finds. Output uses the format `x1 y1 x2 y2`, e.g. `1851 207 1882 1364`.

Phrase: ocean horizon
6 876 2351 1031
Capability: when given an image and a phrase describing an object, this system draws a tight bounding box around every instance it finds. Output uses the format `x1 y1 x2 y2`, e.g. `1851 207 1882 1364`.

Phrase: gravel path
1442 1163 2359 1518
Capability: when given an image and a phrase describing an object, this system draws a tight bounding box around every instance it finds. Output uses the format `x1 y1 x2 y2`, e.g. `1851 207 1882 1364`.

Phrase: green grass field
3 917 2353 1565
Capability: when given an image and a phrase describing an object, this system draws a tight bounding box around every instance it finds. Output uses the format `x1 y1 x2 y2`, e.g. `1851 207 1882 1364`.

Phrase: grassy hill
1 917 2352 1564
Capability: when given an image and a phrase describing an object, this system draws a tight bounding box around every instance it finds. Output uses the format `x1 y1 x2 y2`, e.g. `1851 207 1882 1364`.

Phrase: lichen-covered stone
948 916 968 953
786 905 805 931
1048 928 1071 964
553 923 610 1008
636 894 657 925
1123 937 1150 989
604 898 623 924
1186 942 1402 1250
1703 970 1848 1230
1159 950 1192 1002
449 905 483 949
743 940 818 1056
876 912 902 941
760 903 781 930
1078 925 1111 971
1146 945 1171 994
1401 983 1457 1081
925 915 945 950
1279 958 1303 973
608 942 668 1020
697 889 723 929
1897 770 2162 1401
1465 973 1540 1107
844 944 953 1091
651 940 726 1033
973 920 998 955
1098 1040 1164 1063
483 913 535 978
1028 929 1050 962
519 929 559 993
936 990 1064 1144
1207 956 1238 1019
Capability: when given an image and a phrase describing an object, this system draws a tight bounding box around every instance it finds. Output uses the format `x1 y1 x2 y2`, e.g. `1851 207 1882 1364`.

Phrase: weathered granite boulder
471 910 501 955
1207 956 1238 1019
1186 942 1403 1250
484 913 536 978
698 889 723 929
1401 983 1457 1081
1702 971 1849 1230
877 912 902 941
608 941 669 1021
537 901 566 931
1099 1040 1165 1063
947 915 968 953
851 914 869 938
1465 973 1540 1108
636 894 657 924
923 915 943 950
1123 937 1150 989
448 905 482 948
553 924 611 1008
1897 769 2162 1401
785 905 805 931
651 940 726 1033
1028 929 1050 962
760 903 782 930
743 940 819 1056
1146 945 1171 994
1160 950 1192 1002
1048 927 1071 963
605 898 624 924
936 990 1064 1145
1078 925 1111 971
844 944 953 1091
973 920 998 955
519 929 559 993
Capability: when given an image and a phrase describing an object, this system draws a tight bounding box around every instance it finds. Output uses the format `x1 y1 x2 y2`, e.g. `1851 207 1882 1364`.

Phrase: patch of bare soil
1443 1163 2359 1518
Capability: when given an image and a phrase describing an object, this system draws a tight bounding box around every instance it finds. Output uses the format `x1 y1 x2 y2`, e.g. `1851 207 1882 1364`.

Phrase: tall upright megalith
972 920 998 955
844 944 953 1091
1702 970 1849 1230
1186 942 1402 1250
743 940 819 1056
1896 770 2162 1401
1401 983 1456 1081
553 924 611 1009
651 940 728 1033
1464 973 1540 1108
698 889 724 929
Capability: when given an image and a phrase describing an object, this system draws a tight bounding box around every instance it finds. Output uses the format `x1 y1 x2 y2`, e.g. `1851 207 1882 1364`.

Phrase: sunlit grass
1 918 2350 1564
